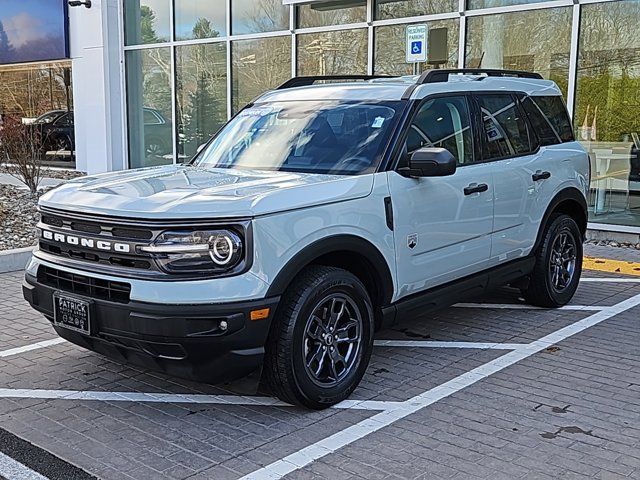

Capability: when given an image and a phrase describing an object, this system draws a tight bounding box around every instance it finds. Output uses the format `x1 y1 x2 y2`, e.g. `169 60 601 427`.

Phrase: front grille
41 215 63 227
112 227 152 240
70 221 101 235
39 243 152 270
39 211 155 272
38 266 131 303
41 214 153 240
36 208 250 279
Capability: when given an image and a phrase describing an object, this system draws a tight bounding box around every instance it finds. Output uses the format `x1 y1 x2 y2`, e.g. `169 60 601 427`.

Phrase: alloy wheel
302 294 363 387
146 143 165 157
549 229 577 292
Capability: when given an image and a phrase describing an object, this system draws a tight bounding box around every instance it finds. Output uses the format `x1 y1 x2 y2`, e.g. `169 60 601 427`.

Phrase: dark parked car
31 110 74 159
30 107 172 161
141 107 173 157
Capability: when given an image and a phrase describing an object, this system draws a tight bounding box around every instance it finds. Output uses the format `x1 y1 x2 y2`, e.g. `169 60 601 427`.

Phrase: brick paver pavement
0 261 639 479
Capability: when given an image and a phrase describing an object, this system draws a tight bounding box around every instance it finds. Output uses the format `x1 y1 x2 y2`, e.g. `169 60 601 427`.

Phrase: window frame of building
296 1 368 29
117 0 640 233
120 0 587 169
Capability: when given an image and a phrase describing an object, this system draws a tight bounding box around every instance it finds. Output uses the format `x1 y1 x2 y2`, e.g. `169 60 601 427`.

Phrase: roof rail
276 75 394 90
417 68 543 84
401 68 544 99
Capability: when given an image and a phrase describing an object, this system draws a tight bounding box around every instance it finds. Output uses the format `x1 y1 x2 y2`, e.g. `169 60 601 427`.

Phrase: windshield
35 111 64 124
195 100 403 175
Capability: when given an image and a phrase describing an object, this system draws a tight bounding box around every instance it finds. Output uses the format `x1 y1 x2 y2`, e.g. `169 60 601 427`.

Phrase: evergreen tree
192 17 218 40
181 18 224 157
140 6 160 44
0 21 16 64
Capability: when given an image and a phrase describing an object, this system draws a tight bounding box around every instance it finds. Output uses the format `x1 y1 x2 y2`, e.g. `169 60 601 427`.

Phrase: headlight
140 229 244 274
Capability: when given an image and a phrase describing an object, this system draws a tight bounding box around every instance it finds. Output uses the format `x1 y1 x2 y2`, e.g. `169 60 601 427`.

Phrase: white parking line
0 389 290 407
1 337 525 364
374 340 527 350
0 278 625 362
0 388 407 412
0 338 65 358
581 277 640 283
240 292 640 480
0 451 48 480
454 303 605 311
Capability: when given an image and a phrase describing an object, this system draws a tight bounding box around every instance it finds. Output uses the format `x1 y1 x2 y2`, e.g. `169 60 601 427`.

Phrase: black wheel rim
303 294 363 387
549 228 577 292
146 143 164 157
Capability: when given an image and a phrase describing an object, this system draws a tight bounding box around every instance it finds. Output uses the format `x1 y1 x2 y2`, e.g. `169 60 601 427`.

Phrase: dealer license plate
53 293 91 334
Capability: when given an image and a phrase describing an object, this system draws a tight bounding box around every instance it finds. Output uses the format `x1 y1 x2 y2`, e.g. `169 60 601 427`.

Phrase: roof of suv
258 71 561 104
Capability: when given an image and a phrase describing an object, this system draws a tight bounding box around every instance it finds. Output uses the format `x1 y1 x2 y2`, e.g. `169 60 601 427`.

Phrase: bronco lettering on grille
41 229 132 254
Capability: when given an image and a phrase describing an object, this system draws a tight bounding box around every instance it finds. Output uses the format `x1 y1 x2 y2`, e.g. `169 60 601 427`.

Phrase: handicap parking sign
406 25 428 63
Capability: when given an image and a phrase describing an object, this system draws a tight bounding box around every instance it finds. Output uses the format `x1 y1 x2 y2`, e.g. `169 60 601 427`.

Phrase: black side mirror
399 147 457 178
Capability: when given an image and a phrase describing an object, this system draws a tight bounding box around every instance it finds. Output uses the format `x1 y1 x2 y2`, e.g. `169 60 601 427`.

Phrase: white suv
23 69 589 409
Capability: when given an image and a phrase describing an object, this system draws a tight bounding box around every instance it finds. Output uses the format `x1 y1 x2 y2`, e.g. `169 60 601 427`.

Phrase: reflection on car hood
39 165 374 219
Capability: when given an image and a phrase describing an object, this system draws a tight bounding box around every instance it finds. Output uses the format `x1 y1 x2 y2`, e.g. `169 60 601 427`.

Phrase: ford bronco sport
23 69 589 409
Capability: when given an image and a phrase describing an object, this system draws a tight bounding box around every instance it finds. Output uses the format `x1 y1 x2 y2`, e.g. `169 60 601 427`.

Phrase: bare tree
0 116 45 194
0 63 71 118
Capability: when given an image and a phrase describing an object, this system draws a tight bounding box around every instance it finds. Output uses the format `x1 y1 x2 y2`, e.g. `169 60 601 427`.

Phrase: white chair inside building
591 147 630 216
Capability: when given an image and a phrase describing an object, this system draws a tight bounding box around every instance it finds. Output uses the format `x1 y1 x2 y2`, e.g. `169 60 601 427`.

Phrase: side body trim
381 256 535 327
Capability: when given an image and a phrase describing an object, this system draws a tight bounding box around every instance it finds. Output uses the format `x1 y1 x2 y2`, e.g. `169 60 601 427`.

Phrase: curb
587 227 640 246
0 246 35 274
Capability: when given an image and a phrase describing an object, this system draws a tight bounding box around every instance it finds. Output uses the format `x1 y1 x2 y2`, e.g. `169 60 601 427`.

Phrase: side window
55 113 72 127
405 95 474 165
143 109 161 125
520 95 558 146
476 94 534 160
522 95 574 144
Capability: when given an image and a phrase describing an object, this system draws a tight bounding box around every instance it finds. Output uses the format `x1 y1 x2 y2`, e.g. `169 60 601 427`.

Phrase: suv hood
39 165 374 219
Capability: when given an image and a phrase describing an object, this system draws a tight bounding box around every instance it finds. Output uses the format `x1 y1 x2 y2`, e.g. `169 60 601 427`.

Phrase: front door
389 95 494 300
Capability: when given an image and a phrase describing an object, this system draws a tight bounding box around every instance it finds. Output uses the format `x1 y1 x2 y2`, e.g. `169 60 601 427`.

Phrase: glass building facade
122 0 640 230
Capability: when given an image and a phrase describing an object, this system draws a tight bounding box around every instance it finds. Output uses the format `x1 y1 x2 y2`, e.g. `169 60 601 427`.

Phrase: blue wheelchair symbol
411 41 423 55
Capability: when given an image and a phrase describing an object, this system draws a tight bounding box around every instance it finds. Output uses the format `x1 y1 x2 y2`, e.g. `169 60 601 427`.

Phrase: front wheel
524 214 583 307
264 266 374 409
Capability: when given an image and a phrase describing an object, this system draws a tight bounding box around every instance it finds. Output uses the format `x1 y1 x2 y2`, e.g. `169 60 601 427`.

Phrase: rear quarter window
476 93 535 160
521 95 574 145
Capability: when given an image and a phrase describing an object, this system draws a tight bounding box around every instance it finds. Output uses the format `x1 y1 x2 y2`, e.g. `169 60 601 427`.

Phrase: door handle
464 183 489 195
532 170 551 181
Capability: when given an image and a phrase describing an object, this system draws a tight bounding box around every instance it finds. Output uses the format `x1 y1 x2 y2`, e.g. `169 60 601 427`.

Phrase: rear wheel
524 214 583 307
264 266 374 409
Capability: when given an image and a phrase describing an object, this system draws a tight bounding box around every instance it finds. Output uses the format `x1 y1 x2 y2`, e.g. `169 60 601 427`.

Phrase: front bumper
23 272 279 384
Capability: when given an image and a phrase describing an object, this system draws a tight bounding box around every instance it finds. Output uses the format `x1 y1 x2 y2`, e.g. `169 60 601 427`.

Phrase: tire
264 265 374 409
524 214 583 307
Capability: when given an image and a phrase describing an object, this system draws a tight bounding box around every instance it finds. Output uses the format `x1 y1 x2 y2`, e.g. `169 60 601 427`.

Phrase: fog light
219 320 228 331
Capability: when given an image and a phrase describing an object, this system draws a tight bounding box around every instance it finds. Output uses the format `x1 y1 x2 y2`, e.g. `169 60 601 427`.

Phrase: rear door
518 94 583 237
474 93 540 265
389 94 494 298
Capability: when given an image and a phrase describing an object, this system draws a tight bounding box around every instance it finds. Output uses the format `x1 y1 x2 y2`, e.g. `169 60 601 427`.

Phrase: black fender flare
265 234 394 306
533 187 588 252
